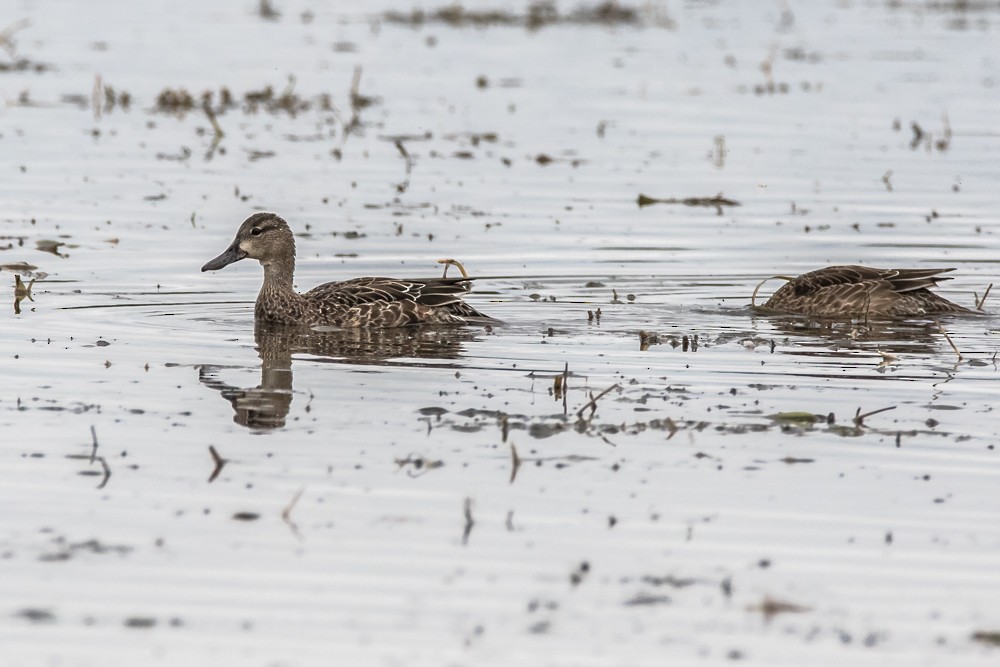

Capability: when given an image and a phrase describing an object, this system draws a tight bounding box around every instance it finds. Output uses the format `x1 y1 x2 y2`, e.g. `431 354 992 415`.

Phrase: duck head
201 212 296 272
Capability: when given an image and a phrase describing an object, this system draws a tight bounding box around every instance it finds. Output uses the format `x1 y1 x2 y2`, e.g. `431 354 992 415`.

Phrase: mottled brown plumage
201 212 494 327
760 265 973 318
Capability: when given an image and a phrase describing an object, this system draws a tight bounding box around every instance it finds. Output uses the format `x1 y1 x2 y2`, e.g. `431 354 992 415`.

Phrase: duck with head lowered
757 265 976 318
201 212 494 328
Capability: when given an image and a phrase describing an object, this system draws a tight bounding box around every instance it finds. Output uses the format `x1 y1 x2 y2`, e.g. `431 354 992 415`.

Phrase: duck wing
303 276 472 307
881 267 956 292
302 276 492 327
784 266 955 296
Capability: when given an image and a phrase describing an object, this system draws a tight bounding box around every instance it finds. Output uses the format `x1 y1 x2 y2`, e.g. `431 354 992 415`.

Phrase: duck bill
201 243 248 271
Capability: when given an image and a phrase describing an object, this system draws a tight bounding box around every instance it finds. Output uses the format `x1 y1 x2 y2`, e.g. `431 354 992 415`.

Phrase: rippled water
2 1 1000 665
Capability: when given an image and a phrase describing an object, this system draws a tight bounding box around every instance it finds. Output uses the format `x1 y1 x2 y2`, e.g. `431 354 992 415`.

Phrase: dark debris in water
395 454 444 476
637 192 740 214
0 57 50 73
155 80 335 118
382 2 664 30
972 630 1000 646
623 593 671 606
38 538 133 562
15 608 56 624
749 596 811 622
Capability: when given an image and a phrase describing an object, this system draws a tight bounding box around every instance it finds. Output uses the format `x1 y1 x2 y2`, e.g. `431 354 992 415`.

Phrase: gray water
2 1 1000 665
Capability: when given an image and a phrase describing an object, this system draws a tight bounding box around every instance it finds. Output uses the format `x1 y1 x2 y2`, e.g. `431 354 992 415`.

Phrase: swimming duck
757 265 974 318
201 212 494 327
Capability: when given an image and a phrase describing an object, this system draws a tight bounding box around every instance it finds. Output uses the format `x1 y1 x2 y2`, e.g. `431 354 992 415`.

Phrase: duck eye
250 227 262 236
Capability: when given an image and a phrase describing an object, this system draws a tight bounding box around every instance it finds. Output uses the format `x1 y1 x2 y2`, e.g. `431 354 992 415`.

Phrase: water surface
2 1 1000 665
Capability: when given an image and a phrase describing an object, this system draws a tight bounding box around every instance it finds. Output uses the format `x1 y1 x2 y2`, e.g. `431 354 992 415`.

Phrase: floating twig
853 405 897 427
393 139 413 193
910 121 925 150
282 487 305 541
562 362 569 415
89 425 99 463
637 192 740 215
203 98 224 139
881 170 893 192
975 283 992 311
575 383 621 420
664 417 678 440
750 596 811 622
95 456 111 489
935 320 963 361
394 454 443 477
509 442 521 484
207 445 227 483
202 98 225 160
343 65 377 136
462 497 475 546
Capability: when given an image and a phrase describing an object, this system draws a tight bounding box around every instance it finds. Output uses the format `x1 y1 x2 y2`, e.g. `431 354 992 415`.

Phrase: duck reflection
757 314 961 356
199 323 484 430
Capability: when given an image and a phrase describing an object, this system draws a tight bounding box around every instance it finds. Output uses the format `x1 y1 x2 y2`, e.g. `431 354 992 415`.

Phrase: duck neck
261 256 296 294
256 256 308 325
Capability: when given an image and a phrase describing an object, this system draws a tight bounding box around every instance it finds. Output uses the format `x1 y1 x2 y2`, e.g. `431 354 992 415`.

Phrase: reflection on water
757 313 976 357
198 323 486 430
12 276 35 314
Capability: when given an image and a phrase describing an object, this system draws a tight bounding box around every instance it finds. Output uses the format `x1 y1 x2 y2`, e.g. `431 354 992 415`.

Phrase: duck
756 265 975 318
201 212 494 327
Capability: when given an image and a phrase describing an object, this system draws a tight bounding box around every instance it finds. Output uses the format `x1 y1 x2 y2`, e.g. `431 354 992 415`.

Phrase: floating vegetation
154 76 352 119
395 454 444 476
0 57 50 73
972 630 1000 647
35 239 69 257
767 411 828 427
636 192 740 214
382 1 668 30
623 593 671 606
0 19 51 73
38 538 132 562
749 596 811 621
896 114 952 152
91 75 131 117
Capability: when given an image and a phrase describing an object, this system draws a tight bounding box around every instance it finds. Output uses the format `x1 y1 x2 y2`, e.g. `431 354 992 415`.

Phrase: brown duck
202 212 494 327
758 265 974 318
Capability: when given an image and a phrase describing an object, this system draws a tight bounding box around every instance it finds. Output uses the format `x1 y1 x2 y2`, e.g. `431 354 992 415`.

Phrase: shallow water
2 1 1000 665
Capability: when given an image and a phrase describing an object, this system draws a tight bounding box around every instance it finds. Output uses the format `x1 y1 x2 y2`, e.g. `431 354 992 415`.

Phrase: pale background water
1 1 999 665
